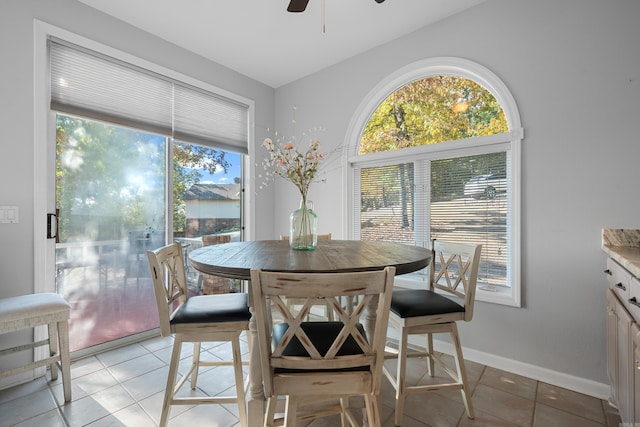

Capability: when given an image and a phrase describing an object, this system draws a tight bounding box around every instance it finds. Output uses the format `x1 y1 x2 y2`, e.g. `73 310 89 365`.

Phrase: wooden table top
188 239 431 281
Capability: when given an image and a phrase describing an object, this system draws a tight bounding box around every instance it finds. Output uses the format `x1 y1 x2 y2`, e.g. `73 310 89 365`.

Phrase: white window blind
355 151 509 291
49 38 249 154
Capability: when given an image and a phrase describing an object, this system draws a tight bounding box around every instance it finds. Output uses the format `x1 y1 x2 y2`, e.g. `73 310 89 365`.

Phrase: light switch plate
0 206 19 223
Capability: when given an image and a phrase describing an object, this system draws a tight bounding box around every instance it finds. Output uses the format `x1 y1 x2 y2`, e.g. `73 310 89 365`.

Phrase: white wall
272 0 640 394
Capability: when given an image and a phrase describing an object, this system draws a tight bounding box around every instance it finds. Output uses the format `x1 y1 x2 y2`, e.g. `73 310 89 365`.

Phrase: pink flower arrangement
260 134 325 200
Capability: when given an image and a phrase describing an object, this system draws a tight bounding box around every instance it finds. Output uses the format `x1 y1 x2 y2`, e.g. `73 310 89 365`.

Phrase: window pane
172 142 242 294
431 152 508 288
56 114 165 352
359 76 507 155
360 163 416 243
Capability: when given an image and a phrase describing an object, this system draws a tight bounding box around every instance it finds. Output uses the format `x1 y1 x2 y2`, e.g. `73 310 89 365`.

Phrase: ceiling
77 0 485 88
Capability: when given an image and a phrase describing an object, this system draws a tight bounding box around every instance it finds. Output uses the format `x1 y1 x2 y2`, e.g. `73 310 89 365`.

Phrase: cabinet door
618 295 634 424
608 289 619 405
633 323 640 424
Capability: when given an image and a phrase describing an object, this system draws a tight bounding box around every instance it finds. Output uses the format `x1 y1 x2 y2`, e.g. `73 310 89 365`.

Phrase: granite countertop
602 228 640 277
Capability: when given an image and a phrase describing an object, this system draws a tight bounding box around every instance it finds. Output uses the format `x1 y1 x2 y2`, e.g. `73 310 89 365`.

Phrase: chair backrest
429 239 482 321
250 266 395 396
147 243 188 337
279 233 332 241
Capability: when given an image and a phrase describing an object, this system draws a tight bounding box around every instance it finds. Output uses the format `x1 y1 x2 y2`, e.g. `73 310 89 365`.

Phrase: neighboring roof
184 183 241 201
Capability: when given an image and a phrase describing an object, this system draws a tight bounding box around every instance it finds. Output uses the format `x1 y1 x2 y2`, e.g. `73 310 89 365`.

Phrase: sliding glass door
55 114 166 352
55 114 244 354
47 37 249 355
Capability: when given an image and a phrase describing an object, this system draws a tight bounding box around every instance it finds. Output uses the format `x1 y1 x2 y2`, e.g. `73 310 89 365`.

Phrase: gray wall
272 0 640 389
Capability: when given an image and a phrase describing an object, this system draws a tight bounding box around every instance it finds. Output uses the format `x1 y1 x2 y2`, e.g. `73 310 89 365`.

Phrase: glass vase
289 196 318 250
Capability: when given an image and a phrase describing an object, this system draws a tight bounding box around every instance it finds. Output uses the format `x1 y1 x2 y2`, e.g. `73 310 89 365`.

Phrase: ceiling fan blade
287 0 309 13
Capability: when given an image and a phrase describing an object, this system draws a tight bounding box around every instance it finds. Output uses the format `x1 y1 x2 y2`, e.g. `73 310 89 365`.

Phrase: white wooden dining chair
147 242 250 427
382 239 482 426
251 266 395 427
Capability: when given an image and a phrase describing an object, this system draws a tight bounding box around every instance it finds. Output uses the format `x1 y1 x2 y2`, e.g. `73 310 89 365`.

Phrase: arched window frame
345 57 523 307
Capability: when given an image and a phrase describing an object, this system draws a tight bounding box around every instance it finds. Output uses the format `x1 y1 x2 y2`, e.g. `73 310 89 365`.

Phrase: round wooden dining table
188 239 431 279
188 239 431 426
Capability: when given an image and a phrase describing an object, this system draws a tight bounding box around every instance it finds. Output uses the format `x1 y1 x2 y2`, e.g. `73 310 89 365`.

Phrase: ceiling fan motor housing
288 0 385 13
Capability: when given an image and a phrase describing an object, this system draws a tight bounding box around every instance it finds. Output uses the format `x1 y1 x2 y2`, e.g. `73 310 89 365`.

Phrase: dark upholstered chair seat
171 293 250 325
390 289 464 318
273 322 368 373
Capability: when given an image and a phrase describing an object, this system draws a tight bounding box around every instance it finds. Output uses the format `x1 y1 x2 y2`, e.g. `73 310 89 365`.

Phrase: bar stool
0 293 72 402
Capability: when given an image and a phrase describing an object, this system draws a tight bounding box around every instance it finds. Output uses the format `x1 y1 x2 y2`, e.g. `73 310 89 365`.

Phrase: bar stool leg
58 319 72 403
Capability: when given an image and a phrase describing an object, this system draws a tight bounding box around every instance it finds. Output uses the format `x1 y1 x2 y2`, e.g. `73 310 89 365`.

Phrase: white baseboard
431 339 611 400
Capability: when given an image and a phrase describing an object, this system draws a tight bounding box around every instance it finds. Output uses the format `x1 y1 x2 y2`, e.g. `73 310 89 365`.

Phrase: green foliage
172 142 230 232
359 76 507 154
56 115 231 241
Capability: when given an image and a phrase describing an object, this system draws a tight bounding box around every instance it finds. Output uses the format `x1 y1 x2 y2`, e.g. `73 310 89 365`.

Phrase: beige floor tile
168 402 240 426
0 388 58 426
60 393 116 426
120 366 169 402
472 383 535 427
69 355 105 379
0 377 49 405
400 391 466 426
96 343 149 367
479 366 538 400
536 382 605 424
86 403 156 427
137 389 195 424
457 406 525 427
106 353 165 383
11 408 67 427
602 400 622 427
533 403 604 427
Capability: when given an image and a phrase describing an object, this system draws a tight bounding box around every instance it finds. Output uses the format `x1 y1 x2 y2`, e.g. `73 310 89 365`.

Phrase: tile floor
0 334 622 427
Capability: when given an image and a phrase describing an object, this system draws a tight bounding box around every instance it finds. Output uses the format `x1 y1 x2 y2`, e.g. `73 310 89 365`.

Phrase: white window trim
344 57 522 307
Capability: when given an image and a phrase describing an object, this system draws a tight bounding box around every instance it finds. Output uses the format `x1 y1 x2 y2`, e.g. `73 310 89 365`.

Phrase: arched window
347 58 522 307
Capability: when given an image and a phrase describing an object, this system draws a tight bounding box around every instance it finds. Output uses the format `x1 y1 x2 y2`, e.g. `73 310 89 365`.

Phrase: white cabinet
633 323 640 423
606 259 637 424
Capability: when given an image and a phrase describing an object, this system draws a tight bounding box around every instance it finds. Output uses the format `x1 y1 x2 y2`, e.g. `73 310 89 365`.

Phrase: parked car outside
464 171 507 199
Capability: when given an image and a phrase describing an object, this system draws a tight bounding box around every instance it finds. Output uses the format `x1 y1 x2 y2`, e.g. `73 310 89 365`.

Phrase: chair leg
326 300 335 321
283 395 298 427
57 320 72 403
264 396 277 427
394 328 409 426
48 322 59 381
426 332 435 377
339 396 349 427
160 338 183 427
364 393 382 427
190 341 201 389
450 323 474 419
232 337 248 427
